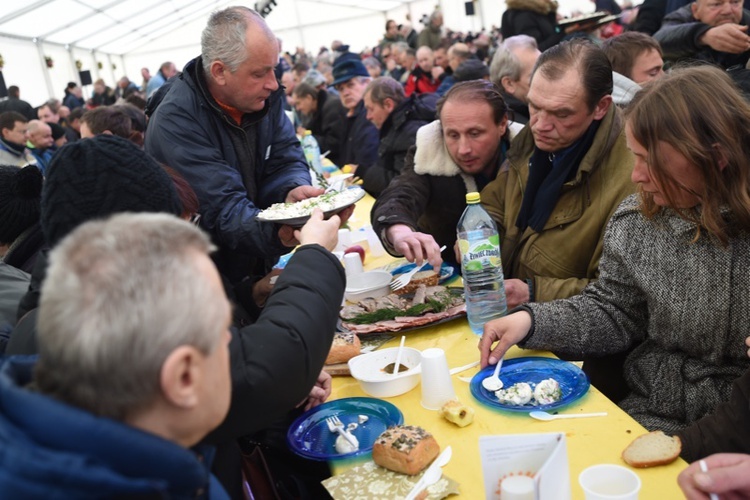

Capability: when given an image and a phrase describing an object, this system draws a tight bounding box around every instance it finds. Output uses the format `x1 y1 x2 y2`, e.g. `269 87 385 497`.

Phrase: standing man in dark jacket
332 59 380 180
146 6 331 283
362 76 436 197
0 86 35 121
654 0 750 69
501 0 566 51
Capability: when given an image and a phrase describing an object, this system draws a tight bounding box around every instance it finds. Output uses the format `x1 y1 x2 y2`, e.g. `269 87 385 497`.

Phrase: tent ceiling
0 0 414 55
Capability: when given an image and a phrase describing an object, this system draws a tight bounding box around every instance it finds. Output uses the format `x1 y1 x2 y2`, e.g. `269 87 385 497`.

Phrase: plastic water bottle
300 130 323 175
457 192 507 335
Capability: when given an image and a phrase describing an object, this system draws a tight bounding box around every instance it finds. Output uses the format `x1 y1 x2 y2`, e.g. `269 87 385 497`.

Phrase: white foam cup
419 348 456 410
579 464 641 500
343 252 364 278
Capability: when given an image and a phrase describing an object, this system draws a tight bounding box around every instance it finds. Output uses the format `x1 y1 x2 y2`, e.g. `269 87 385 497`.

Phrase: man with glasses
331 59 380 189
654 0 750 68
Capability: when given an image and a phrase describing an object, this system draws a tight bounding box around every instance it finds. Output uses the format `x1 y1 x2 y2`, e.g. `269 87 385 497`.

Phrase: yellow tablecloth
332 194 685 499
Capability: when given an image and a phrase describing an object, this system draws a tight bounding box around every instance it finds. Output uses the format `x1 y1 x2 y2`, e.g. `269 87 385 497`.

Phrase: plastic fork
390 245 447 291
325 416 358 447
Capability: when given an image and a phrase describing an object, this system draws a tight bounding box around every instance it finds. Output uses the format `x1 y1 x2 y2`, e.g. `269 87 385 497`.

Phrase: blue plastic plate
287 397 403 461
470 357 590 413
390 262 457 284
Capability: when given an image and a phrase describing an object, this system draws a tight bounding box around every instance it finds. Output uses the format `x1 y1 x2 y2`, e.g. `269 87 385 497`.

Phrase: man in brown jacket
482 39 635 310
481 40 635 400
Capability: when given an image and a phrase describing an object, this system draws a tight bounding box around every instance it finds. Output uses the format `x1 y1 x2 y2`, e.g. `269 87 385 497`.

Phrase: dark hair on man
43 99 61 114
364 77 406 107
532 39 612 112
0 111 29 131
125 94 147 110
601 32 662 81
437 80 508 125
292 82 319 100
68 108 85 122
81 107 132 139
8 86 20 99
292 61 310 74
385 19 396 31
405 48 416 58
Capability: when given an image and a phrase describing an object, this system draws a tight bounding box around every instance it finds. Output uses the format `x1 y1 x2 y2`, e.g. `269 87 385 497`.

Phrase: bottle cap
465 192 480 204
303 130 312 136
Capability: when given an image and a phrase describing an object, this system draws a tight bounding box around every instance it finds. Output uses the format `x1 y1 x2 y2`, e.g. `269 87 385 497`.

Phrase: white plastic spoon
529 410 607 421
391 335 406 379
481 357 504 391
404 446 453 500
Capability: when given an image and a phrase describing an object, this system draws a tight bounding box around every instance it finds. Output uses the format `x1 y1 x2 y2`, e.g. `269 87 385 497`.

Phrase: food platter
339 286 466 335
470 357 590 413
287 397 403 461
557 11 609 26
256 186 365 226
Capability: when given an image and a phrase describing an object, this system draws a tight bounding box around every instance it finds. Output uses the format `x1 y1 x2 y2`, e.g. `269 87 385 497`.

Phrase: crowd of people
1 0 750 497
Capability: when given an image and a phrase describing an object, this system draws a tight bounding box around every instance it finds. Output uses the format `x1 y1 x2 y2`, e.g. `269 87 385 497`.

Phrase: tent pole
36 41 54 100
292 0 307 51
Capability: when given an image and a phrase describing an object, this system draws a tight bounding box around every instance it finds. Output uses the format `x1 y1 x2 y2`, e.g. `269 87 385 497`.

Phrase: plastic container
457 192 507 335
348 347 422 397
344 270 392 302
300 130 323 174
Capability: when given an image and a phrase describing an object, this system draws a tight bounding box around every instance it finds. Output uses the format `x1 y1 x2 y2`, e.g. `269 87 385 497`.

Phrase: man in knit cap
0 164 44 273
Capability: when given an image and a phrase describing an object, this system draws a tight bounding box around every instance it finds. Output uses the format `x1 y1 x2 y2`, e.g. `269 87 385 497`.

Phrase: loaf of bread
325 332 361 365
393 270 439 296
372 425 440 475
622 431 681 468
439 400 475 427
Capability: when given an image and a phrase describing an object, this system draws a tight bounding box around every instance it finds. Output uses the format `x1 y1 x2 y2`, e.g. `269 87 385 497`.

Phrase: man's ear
592 95 612 121
101 130 113 136
160 346 203 409
384 98 396 114
691 2 699 19
210 61 228 86
500 76 515 96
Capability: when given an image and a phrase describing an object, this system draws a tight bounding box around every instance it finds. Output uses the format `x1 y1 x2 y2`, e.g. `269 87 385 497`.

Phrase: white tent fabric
0 0 596 107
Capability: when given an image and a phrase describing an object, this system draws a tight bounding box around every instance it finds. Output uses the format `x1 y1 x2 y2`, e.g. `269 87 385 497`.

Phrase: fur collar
505 0 557 15
413 119 523 193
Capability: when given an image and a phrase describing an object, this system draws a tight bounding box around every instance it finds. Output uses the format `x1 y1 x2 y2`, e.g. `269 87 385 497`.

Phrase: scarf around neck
515 118 601 232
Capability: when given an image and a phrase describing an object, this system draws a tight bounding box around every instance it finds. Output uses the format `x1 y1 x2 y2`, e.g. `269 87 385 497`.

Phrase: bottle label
459 233 501 272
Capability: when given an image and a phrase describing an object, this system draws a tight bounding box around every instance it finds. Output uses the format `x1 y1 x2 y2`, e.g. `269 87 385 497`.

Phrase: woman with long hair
479 65 750 435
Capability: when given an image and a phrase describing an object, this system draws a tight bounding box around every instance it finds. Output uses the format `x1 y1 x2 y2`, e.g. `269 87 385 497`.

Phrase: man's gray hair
201 6 269 74
35 213 225 421
490 35 537 85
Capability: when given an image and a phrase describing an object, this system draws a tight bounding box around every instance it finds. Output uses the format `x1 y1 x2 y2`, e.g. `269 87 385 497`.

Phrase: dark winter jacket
503 92 530 125
91 87 116 107
654 5 750 69
62 93 85 110
0 356 229 499
338 100 379 176
501 0 566 51
307 89 345 166
145 56 311 283
677 368 750 462
360 93 437 197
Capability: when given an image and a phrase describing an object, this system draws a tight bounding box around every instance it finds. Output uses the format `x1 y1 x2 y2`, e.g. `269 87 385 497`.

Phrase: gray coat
523 194 750 433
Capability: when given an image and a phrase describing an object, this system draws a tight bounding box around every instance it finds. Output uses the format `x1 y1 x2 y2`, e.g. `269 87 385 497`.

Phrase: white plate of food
256 186 365 226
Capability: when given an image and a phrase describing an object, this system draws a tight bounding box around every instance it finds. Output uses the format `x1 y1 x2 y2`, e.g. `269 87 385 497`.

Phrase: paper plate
470 357 590 413
287 397 403 461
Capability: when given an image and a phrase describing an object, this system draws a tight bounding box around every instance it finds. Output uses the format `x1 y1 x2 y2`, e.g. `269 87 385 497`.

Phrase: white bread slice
622 431 681 468
393 270 439 296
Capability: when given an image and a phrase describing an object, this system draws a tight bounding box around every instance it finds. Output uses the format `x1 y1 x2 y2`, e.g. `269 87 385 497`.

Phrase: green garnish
345 290 459 324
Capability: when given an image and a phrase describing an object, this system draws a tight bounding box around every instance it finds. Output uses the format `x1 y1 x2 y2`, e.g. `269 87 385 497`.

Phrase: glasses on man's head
189 213 202 226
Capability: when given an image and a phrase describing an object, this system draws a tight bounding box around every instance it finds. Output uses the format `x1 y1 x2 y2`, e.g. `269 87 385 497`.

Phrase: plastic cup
420 348 457 410
579 464 641 500
343 253 364 278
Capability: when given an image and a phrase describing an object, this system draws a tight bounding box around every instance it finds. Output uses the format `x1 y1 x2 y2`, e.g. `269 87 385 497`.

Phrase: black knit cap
41 134 183 247
49 122 66 141
0 165 43 244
